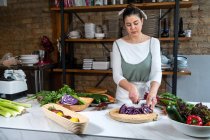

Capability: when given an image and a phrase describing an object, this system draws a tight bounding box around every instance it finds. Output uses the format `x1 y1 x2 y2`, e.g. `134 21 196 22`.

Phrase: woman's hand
146 81 160 109
128 83 139 104
146 92 157 109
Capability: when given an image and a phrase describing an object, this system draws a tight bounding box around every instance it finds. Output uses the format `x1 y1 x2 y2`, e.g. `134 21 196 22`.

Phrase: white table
0 99 209 140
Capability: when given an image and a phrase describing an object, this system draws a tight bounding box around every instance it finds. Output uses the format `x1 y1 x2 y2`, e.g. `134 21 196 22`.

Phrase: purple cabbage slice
118 103 153 115
133 108 141 115
125 107 134 114
119 104 127 114
60 94 78 105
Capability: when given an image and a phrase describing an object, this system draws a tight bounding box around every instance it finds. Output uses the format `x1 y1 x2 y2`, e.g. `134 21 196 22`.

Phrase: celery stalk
0 109 11 118
0 102 25 113
0 98 31 108
0 106 19 117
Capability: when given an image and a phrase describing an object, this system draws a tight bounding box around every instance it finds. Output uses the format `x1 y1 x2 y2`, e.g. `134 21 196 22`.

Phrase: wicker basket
42 103 89 134
57 97 93 112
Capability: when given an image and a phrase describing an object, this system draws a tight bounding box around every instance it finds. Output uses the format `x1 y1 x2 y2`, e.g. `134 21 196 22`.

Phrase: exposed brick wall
0 0 209 95
0 0 54 57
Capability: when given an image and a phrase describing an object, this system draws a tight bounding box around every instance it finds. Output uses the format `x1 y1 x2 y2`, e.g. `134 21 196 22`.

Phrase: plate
109 108 158 123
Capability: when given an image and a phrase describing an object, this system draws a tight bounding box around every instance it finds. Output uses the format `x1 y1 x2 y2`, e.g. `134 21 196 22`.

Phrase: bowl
57 97 93 112
169 118 210 137
95 33 105 39
177 56 188 65
161 55 169 64
42 103 89 134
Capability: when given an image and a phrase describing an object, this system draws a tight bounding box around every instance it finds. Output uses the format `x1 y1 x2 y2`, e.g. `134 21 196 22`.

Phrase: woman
112 4 162 109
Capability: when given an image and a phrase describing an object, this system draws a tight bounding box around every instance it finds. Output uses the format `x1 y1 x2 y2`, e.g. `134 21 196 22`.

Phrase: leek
0 109 11 118
0 98 31 108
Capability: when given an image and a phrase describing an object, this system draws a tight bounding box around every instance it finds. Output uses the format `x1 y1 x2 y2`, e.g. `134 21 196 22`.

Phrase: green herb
34 85 84 106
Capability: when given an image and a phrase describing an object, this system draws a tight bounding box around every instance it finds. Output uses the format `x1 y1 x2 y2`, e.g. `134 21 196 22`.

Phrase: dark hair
122 4 144 22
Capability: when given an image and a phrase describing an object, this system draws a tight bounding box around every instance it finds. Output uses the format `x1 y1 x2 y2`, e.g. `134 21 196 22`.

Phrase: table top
0 99 209 140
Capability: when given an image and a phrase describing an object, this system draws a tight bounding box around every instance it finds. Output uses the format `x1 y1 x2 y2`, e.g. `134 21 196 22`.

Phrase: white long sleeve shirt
112 37 162 103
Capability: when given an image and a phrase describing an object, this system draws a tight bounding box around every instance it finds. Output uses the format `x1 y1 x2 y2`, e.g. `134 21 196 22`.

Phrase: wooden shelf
50 1 193 12
162 70 191 76
52 68 191 75
65 38 116 42
53 68 112 74
160 37 192 41
65 37 192 42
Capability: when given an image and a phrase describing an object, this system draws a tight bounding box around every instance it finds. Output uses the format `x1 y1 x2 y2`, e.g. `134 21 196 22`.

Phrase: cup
185 30 192 37
38 50 45 64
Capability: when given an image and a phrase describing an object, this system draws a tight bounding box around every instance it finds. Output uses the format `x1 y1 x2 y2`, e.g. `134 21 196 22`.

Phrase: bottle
178 17 185 37
112 0 116 4
161 18 169 38
104 0 108 5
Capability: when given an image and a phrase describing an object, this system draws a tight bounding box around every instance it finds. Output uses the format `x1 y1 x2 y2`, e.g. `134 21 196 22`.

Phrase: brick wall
0 0 209 95
0 0 54 57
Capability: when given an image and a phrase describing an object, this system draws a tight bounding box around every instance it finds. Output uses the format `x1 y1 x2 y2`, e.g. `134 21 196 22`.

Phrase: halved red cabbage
60 94 78 105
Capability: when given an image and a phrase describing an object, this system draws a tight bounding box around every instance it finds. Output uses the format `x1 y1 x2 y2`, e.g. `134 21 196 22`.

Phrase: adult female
112 4 162 109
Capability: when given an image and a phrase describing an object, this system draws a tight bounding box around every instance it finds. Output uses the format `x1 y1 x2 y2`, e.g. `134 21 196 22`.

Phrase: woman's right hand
128 83 139 104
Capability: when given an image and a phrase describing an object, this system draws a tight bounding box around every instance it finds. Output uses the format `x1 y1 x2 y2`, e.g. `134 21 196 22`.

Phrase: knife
132 98 144 107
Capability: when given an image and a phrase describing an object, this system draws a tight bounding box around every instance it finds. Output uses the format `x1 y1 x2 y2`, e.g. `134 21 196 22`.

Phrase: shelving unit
65 37 191 42
52 68 191 76
51 0 192 94
50 1 192 12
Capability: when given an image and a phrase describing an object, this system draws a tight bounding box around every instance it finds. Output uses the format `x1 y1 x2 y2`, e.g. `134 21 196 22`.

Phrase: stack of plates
83 59 93 70
67 31 81 39
161 64 171 71
19 55 39 66
84 23 95 39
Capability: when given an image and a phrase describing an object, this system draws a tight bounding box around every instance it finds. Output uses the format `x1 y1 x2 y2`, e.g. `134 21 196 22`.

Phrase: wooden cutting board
109 108 158 124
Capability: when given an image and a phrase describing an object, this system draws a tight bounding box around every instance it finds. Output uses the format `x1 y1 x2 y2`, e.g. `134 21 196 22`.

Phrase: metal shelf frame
58 0 190 95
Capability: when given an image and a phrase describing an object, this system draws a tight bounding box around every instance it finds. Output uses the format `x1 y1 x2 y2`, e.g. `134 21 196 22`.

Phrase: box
92 61 110 70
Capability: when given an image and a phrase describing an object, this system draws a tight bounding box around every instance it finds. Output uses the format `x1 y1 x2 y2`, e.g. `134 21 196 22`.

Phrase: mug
185 30 192 37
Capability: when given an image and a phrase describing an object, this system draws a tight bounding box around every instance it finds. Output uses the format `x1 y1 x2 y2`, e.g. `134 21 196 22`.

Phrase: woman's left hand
146 92 157 109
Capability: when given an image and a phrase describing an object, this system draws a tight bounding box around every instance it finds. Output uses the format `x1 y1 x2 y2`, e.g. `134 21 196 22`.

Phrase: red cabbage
119 104 153 115
60 94 78 105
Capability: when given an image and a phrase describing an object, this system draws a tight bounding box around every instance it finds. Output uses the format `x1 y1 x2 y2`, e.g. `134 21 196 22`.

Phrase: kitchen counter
0 99 209 140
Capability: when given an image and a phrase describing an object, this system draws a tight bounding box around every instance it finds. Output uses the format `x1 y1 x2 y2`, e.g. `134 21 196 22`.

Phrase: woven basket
42 103 89 134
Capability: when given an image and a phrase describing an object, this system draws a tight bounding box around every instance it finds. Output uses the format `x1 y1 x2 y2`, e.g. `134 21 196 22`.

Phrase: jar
112 0 116 5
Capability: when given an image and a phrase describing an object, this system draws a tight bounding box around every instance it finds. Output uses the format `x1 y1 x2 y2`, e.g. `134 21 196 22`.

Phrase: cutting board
109 108 158 123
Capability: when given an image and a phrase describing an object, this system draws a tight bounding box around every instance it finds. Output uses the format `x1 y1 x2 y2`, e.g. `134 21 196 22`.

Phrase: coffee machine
0 69 28 100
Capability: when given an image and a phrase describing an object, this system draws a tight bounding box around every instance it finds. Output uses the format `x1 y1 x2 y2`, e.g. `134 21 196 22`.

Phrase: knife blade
132 98 144 107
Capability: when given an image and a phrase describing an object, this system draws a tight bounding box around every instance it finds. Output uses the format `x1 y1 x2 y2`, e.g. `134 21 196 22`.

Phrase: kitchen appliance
0 69 28 100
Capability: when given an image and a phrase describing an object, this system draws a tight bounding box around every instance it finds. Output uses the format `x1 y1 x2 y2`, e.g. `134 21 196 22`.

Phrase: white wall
167 55 210 102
